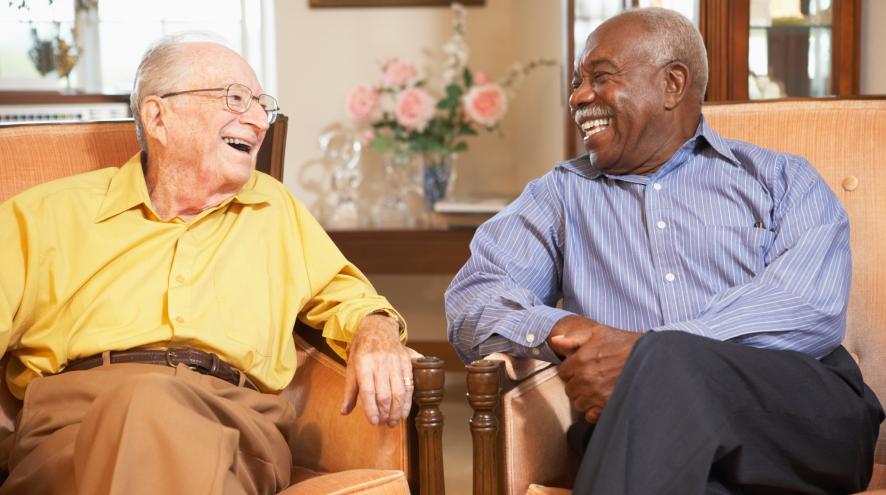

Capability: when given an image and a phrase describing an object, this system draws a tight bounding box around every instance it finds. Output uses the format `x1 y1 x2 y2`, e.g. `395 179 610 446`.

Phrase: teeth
580 118 612 133
223 137 252 150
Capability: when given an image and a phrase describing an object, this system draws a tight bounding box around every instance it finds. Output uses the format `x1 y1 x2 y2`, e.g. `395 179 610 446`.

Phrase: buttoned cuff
369 308 407 334
514 305 574 356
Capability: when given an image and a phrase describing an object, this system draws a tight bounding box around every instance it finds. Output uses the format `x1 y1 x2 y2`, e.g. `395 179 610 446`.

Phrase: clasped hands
341 313 414 427
548 316 642 423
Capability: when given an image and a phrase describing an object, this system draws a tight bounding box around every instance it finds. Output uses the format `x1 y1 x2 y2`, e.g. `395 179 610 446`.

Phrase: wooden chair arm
467 356 578 495
285 327 445 495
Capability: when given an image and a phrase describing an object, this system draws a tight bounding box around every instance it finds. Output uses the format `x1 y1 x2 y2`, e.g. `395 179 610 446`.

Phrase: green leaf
459 124 478 136
463 67 473 88
446 84 463 99
453 141 469 152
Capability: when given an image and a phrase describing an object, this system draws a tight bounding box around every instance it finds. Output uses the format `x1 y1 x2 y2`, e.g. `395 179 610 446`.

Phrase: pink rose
346 84 381 124
362 129 376 144
382 59 418 88
395 88 436 132
462 83 507 127
473 72 490 85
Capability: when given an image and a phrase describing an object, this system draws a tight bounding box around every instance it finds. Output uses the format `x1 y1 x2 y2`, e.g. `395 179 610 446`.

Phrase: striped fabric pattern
445 117 850 364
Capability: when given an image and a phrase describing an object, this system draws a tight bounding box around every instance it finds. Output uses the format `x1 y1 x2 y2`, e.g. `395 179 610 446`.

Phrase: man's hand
550 316 642 423
341 313 413 427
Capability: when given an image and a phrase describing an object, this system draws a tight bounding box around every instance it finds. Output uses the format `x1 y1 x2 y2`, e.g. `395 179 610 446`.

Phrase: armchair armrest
466 356 578 495
284 326 445 495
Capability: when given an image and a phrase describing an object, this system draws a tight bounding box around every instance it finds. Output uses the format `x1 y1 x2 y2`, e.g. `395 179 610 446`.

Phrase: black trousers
569 331 884 495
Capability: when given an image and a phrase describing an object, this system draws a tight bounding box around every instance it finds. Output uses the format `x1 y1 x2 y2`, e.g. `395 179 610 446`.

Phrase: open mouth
223 137 253 153
580 117 612 138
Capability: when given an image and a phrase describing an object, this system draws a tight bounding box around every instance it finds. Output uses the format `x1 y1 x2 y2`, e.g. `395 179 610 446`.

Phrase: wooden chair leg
413 356 446 495
467 359 502 495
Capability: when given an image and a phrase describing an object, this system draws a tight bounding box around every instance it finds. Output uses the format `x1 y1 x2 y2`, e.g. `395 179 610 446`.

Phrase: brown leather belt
63 348 260 391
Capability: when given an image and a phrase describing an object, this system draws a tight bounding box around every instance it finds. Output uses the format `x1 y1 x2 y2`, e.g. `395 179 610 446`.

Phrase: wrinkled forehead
178 43 263 94
578 16 655 69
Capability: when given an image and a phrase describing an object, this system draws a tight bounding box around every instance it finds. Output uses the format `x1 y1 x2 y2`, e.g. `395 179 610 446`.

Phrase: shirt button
526 334 536 343
175 274 185 283
531 348 541 356
656 220 667 230
175 316 185 323
665 273 676 282
653 183 663 191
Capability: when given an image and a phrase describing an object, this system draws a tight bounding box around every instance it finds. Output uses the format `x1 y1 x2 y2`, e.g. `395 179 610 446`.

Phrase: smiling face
153 43 270 194
569 16 692 175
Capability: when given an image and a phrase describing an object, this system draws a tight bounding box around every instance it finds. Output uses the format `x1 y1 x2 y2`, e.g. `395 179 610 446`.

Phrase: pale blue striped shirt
445 117 850 364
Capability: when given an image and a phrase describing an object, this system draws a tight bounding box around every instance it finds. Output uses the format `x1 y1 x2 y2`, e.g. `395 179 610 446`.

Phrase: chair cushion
525 484 571 495
524 462 886 495
278 469 409 495
864 463 886 492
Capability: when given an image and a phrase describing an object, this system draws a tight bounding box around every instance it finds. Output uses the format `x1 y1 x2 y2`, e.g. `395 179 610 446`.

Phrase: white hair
610 7 709 102
130 32 232 152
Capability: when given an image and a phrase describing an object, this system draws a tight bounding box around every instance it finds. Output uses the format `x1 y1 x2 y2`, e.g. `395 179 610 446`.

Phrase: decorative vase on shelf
320 130 364 230
372 152 418 229
421 152 458 212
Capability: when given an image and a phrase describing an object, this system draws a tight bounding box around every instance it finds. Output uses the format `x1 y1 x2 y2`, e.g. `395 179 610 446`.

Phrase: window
0 0 76 90
0 0 275 95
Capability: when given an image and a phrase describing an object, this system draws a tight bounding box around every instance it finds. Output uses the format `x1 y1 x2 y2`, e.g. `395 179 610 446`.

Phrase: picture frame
310 0 484 7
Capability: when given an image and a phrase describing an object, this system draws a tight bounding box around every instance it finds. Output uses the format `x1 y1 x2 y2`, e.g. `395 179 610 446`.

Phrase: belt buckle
165 348 201 372
165 348 180 368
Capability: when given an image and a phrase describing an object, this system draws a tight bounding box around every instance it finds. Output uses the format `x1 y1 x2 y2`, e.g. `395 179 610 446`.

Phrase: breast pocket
680 225 774 288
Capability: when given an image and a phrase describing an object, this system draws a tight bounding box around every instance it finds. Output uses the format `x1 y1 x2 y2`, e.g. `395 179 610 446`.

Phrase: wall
274 0 564 342
861 0 886 94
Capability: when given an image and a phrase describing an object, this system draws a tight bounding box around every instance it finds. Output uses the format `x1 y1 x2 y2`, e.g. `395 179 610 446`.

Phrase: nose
240 99 271 132
569 80 595 115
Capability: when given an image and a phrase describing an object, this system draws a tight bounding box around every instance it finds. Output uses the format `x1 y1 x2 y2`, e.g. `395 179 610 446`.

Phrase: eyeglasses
160 83 279 124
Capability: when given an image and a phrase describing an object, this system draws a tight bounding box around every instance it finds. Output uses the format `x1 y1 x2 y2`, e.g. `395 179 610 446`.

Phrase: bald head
130 34 255 152
596 7 708 102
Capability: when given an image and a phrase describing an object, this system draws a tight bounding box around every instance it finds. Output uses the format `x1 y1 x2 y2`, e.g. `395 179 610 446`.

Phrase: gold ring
403 377 414 387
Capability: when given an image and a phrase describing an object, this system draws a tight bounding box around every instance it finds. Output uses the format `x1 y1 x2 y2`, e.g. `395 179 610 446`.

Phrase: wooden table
328 228 475 274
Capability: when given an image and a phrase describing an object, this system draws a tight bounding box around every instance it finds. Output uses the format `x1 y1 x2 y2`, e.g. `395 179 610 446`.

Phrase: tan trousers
0 360 296 495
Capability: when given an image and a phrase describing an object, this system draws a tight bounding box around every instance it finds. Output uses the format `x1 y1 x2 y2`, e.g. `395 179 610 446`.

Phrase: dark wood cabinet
699 0 860 101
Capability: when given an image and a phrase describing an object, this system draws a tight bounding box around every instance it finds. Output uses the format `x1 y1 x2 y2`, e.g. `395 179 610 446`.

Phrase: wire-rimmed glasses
160 83 279 124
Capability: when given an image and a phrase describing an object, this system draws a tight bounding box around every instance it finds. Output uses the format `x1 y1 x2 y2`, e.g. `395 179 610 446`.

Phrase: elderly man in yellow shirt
0 34 413 495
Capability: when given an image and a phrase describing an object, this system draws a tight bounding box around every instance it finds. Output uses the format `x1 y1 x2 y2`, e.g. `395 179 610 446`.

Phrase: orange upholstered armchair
0 118 446 495
465 98 886 495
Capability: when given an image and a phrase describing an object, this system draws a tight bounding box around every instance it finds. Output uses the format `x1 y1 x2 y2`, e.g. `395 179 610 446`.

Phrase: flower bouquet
345 2 555 214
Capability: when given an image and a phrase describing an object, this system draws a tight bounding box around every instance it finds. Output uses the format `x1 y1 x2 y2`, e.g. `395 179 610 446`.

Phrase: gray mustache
573 105 612 124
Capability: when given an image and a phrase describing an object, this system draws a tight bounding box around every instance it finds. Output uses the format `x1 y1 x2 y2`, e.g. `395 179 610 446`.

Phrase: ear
662 61 690 110
141 96 168 147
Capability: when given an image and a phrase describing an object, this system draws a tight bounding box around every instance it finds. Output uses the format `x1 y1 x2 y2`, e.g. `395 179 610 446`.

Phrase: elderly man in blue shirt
445 7 883 494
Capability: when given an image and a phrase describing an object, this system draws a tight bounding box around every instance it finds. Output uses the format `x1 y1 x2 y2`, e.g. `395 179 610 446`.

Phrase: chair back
0 121 139 202
0 115 288 203
704 98 886 462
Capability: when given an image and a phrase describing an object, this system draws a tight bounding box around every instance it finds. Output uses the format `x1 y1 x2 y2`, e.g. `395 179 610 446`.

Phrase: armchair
0 117 446 495
465 98 886 495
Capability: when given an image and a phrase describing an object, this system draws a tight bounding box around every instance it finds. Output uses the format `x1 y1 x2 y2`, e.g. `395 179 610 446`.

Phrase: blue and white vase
422 152 457 211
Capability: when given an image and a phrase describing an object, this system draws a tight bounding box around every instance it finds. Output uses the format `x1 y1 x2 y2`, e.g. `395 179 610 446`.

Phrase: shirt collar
95 153 271 223
557 115 741 182
697 114 741 167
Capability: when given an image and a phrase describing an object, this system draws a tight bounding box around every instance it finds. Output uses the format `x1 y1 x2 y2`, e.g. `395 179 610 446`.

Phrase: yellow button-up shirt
0 154 405 398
